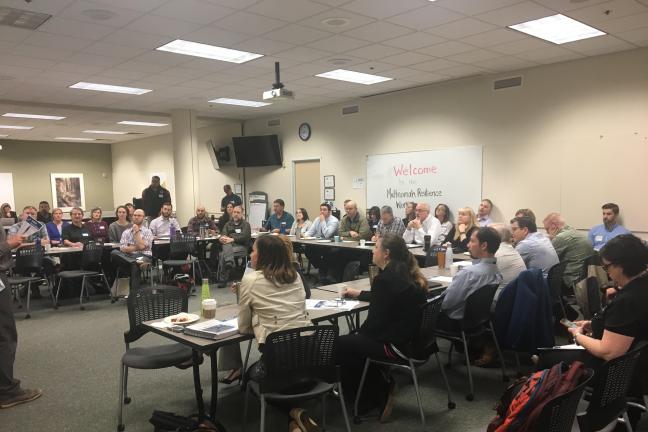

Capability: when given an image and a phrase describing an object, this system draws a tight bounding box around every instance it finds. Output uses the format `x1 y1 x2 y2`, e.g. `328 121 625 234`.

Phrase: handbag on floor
149 410 228 432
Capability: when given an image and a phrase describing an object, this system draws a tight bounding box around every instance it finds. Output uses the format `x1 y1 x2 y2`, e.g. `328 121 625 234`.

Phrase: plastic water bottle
445 245 453 270
280 221 286 234
201 278 210 303
169 224 175 238
34 233 41 249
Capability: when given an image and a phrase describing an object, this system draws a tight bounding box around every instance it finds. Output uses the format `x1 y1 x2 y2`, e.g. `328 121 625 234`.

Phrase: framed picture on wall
324 187 335 200
51 173 85 212
324 175 335 188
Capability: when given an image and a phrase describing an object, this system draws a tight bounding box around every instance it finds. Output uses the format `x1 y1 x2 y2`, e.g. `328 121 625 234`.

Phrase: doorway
293 159 320 221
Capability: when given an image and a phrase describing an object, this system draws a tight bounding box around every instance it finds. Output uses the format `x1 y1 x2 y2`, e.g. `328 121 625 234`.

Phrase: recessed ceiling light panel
0 7 51 30
54 137 95 141
3 113 65 120
69 82 152 95
118 121 168 127
316 69 393 85
157 39 263 64
509 14 605 44
209 98 271 107
83 130 127 135
0 125 33 130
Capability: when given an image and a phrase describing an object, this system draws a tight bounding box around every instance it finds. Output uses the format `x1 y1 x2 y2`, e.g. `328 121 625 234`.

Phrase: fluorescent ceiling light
83 130 127 135
208 98 271 107
0 125 33 130
3 113 65 120
509 14 605 44
157 39 263 64
69 82 152 95
316 69 393 85
0 134 8 138
54 137 95 141
118 121 168 127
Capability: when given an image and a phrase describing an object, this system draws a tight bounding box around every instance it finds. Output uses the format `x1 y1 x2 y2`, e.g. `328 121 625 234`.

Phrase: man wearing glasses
403 202 441 246
510 216 559 278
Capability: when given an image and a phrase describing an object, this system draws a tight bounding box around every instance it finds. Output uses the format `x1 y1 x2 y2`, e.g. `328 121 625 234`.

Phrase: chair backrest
259 325 339 394
14 245 45 274
81 241 104 269
547 261 567 304
125 286 188 343
578 341 648 431
169 234 196 259
293 262 311 299
341 261 360 282
534 368 594 432
461 283 499 329
409 295 444 360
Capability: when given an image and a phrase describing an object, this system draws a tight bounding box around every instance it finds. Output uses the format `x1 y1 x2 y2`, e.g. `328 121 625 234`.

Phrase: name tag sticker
235 229 241 233
82 233 89 237
159 193 164 198
595 235 603 242
99 226 105 230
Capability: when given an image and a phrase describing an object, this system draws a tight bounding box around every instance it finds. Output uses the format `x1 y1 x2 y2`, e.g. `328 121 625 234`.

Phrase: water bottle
445 245 453 270
169 224 174 238
34 233 41 249
201 278 210 304
280 221 286 235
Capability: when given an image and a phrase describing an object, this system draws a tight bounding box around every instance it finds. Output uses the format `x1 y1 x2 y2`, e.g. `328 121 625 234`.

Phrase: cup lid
202 298 217 306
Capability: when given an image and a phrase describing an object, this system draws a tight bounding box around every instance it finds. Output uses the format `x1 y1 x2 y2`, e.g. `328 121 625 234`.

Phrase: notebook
184 318 238 340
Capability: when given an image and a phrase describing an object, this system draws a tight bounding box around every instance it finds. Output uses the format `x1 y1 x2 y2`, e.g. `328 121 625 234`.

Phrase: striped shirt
120 225 154 256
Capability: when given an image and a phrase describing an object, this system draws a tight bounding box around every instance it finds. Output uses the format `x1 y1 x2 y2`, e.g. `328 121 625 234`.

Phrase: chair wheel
117 424 125 431
466 394 474 401
353 416 362 425
448 401 456 410
124 396 131 404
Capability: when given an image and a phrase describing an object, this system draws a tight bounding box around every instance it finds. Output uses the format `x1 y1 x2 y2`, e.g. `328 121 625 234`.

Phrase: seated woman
367 205 381 235
84 207 109 243
217 202 233 232
435 203 455 244
220 235 319 431
45 208 69 246
340 233 428 421
448 206 478 252
108 205 132 243
1 203 17 223
288 207 312 236
403 201 417 225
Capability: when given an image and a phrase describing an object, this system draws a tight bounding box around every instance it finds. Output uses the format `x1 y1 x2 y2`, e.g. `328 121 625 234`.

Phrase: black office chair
341 261 361 282
242 325 351 432
162 234 197 287
547 261 568 320
434 283 507 401
117 286 194 432
354 295 456 428
8 245 52 318
534 368 594 432
55 242 110 310
577 342 648 432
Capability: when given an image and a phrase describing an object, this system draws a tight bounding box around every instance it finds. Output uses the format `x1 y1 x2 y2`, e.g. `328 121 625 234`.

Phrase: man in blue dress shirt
588 203 630 251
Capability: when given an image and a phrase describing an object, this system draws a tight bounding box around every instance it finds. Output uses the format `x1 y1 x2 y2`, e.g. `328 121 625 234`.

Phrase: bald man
339 200 371 240
403 202 442 246
187 205 217 236
543 212 593 287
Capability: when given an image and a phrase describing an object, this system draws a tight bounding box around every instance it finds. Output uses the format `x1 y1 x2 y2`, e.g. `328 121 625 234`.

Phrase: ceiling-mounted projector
263 62 294 102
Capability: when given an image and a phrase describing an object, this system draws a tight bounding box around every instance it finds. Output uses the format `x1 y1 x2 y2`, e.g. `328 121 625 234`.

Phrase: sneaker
379 378 397 423
289 408 320 432
0 388 43 409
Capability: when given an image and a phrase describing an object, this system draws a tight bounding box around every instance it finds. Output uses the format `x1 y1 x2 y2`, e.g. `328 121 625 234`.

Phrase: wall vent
267 119 280 127
493 76 522 90
342 105 359 115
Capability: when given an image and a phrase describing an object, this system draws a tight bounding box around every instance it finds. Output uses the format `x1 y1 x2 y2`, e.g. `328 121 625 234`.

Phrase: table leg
192 349 205 421
210 348 219 420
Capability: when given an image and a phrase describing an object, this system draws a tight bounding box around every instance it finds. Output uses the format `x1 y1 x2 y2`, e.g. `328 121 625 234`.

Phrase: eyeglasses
601 262 614 272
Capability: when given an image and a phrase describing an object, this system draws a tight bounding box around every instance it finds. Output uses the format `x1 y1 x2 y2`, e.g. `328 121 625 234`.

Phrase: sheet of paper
306 299 359 311
352 176 365 189
429 276 453 283
17 216 43 238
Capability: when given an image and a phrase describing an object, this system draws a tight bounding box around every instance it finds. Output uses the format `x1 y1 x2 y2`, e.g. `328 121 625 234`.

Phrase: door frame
291 157 321 214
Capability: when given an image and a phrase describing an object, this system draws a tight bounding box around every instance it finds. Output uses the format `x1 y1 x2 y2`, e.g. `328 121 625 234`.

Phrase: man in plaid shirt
111 209 154 291
372 206 406 241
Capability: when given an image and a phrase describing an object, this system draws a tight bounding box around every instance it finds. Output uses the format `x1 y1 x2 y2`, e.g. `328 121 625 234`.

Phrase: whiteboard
249 202 266 230
366 147 483 217
0 173 15 208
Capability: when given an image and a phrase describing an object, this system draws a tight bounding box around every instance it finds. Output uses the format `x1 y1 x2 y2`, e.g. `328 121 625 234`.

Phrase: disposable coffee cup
334 235 340 242
202 298 217 319
359 239 366 247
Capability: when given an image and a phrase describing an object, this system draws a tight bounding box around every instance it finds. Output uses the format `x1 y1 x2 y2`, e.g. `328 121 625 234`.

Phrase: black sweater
357 265 427 345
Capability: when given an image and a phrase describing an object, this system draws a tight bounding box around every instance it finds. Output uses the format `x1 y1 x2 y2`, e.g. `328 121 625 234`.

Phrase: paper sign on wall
352 176 365 189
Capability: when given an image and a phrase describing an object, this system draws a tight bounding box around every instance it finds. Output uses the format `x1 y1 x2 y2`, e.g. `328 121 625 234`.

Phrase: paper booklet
184 318 238 340
17 216 43 238
306 299 359 311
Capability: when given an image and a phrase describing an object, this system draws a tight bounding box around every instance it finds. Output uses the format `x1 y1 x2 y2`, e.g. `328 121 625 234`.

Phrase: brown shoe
289 408 320 432
0 388 43 409
379 378 397 423
288 420 301 432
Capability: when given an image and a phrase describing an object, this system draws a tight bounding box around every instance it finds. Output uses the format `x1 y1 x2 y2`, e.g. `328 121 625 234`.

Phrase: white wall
242 47 648 235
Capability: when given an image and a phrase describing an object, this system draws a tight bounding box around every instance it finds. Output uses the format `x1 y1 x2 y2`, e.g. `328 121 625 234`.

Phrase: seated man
305 203 339 239
511 216 559 278
339 200 371 241
187 205 217 236
372 205 406 241
402 202 441 246
515 208 536 222
262 199 294 233
111 209 153 292
490 223 527 289
61 207 91 247
36 201 52 224
8 206 50 244
588 203 630 251
217 205 251 287
438 227 503 328
477 199 494 227
543 212 594 287
148 202 180 238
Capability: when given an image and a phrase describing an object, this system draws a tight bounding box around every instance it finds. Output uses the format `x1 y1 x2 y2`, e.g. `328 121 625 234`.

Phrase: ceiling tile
1 54 57 70
64 53 127 67
597 11 648 33
0 0 76 15
264 24 332 44
567 0 648 25
81 42 147 59
380 66 427 78
37 17 116 40
386 5 465 30
561 34 636 56
231 37 296 55
85 0 169 13
380 51 432 66
472 56 537 71
342 21 413 43
532 0 609 13
344 44 404 60
382 32 446 50
306 34 370 52
58 1 145 27
428 17 498 39
182 26 251 47
616 27 648 46
173 58 233 72
101 29 173 50
51 62 105 74
447 49 502 64
247 0 330 21
490 37 553 55
275 46 332 62
156 67 212 79
138 74 187 86
515 46 585 62
436 63 490 77
110 60 173 73
125 14 203 37
434 0 526 16
411 58 463 72
12 44 78 62
475 1 557 26
136 51 194 66
341 0 429 20
202 0 262 8
285 63 332 76
152 0 235 25
460 28 526 48
299 8 375 33
95 68 151 81
417 40 476 57
0 26 35 44
213 11 288 36
24 32 94 51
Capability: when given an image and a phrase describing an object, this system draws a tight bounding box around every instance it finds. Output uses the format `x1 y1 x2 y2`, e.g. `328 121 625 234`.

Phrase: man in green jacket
543 212 594 287
339 200 371 241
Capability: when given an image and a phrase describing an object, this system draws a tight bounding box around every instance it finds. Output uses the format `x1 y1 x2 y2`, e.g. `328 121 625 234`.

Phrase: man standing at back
220 184 242 212
588 203 630 251
36 201 51 224
262 199 294 233
510 216 559 278
402 203 441 246
141 176 171 219
544 213 594 287
339 200 371 240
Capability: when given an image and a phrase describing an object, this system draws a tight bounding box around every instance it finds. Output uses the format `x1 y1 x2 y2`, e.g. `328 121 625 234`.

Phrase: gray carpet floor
2 282 646 432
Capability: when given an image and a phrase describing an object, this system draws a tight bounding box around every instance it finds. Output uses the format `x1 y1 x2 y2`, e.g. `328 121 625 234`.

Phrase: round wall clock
298 122 311 141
